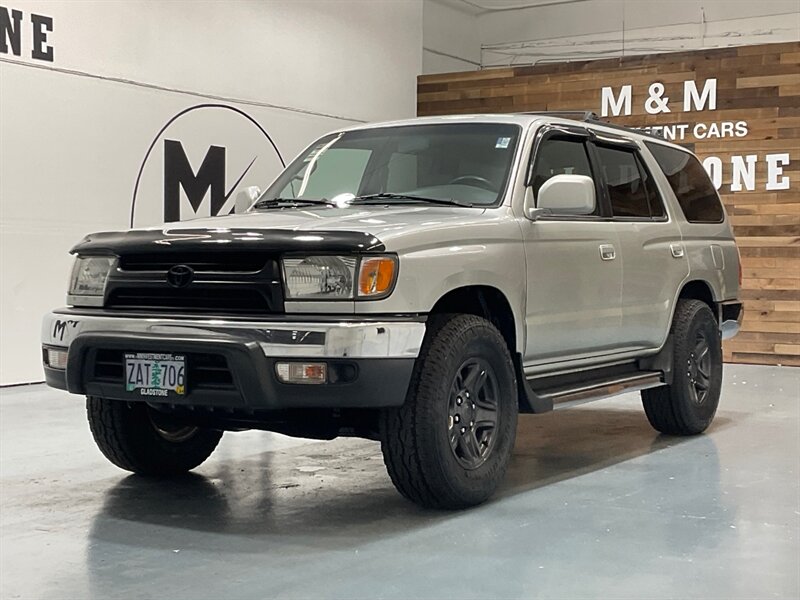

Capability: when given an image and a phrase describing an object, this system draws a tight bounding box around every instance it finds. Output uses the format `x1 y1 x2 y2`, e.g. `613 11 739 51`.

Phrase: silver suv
41 112 743 509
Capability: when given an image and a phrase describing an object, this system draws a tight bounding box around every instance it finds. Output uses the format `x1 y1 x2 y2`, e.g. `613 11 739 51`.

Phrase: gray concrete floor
1 364 798 600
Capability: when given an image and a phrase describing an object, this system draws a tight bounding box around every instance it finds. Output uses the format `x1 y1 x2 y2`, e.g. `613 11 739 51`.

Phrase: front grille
94 349 123 380
105 251 284 315
119 252 269 273
107 287 272 314
92 349 235 390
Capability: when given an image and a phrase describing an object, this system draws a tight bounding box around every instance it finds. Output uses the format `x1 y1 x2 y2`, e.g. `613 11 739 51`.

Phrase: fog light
45 348 68 370
275 362 327 384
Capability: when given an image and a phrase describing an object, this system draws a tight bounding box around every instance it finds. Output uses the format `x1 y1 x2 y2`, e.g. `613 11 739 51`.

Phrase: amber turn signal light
358 257 397 297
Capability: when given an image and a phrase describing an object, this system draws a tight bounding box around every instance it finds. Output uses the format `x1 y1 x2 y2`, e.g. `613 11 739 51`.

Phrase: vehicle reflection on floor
1 364 797 599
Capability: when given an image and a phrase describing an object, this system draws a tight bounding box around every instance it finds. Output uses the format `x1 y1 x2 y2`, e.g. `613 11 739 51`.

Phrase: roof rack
520 111 665 139
521 111 599 121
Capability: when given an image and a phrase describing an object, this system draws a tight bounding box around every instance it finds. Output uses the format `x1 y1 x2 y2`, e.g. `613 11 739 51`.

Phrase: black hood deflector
71 228 386 255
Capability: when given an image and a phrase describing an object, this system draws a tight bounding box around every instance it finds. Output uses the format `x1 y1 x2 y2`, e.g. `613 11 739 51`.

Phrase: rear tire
380 314 518 509
86 397 223 475
642 299 722 435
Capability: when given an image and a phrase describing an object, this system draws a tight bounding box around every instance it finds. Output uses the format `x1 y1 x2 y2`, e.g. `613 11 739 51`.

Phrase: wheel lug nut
454 415 460 423
460 427 466 434
465 392 470 398
471 403 476 410
469 421 474 427
456 397 462 405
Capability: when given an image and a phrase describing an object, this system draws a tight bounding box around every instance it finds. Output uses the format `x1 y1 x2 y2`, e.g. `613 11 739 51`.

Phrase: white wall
422 0 800 72
423 0 480 73
0 0 423 385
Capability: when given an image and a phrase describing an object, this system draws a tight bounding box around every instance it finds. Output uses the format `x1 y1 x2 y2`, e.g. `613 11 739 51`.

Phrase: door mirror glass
235 186 261 213
535 174 596 215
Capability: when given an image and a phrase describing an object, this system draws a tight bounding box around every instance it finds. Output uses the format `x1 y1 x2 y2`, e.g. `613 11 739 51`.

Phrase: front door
522 131 624 366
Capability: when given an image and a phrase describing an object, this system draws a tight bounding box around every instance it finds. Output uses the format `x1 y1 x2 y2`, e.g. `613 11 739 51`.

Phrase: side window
594 145 651 218
638 154 666 218
645 142 724 223
530 136 594 201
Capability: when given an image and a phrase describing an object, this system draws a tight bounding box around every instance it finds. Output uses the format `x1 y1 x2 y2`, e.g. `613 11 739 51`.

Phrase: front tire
642 299 723 435
86 397 223 475
380 314 518 509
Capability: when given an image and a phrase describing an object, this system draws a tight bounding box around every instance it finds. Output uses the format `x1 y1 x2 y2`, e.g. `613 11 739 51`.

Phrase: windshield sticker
495 137 511 149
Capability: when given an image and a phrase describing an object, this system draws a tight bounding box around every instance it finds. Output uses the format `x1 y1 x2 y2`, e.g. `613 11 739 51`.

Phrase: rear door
644 141 739 304
590 135 689 351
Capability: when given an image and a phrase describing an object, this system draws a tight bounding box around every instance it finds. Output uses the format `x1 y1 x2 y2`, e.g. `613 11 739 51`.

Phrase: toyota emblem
166 264 194 288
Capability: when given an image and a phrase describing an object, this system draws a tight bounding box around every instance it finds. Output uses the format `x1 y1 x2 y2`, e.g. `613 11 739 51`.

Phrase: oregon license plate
125 352 186 397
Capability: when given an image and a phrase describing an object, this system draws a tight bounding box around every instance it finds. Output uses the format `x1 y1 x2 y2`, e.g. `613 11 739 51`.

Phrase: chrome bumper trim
41 311 426 359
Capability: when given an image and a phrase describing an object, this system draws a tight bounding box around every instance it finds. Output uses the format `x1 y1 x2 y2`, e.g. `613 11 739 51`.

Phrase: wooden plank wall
418 41 800 366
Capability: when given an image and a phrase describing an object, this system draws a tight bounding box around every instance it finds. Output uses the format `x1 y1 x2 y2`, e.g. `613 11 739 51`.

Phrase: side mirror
235 186 261 214
524 187 550 221
530 174 596 218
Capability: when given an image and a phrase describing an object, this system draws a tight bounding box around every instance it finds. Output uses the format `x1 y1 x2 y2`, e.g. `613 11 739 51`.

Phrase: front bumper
41 309 425 409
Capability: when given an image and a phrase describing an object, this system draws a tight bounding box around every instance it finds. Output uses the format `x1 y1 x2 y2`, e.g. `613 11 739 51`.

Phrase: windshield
261 123 521 207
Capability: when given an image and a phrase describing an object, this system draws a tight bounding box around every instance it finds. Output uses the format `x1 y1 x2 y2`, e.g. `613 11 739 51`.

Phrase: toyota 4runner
41 112 743 509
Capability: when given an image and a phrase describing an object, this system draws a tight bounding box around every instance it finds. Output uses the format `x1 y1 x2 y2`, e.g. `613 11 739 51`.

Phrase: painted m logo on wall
130 105 285 228
163 139 255 222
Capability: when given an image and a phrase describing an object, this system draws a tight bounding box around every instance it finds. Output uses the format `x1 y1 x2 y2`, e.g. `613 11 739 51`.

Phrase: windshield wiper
350 193 474 208
252 197 334 210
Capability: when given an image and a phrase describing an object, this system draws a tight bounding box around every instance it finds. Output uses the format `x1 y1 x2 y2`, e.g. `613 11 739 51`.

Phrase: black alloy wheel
448 358 500 470
687 330 712 406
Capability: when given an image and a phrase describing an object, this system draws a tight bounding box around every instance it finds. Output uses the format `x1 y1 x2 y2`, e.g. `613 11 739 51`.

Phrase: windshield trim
257 123 524 210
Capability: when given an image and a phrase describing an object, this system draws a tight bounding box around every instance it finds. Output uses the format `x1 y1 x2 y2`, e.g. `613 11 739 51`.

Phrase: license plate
125 352 186 397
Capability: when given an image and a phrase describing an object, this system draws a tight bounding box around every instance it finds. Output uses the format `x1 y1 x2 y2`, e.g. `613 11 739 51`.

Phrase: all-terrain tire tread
380 314 516 509
87 395 140 472
642 299 720 435
86 396 222 475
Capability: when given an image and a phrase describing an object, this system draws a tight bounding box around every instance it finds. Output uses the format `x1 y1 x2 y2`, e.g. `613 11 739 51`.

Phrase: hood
71 205 489 255
154 204 486 239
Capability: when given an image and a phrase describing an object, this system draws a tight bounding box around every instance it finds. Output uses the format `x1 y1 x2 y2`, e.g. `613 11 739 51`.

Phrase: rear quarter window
645 142 724 223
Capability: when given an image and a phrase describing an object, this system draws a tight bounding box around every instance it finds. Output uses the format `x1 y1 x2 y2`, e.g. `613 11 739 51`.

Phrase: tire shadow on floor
500 405 731 497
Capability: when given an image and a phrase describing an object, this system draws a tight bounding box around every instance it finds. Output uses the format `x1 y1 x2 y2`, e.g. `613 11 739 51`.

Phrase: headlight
283 256 357 299
68 256 116 305
282 255 397 300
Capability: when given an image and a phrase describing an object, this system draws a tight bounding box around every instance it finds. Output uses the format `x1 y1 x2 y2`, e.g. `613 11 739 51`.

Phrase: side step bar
523 362 664 413
548 372 663 410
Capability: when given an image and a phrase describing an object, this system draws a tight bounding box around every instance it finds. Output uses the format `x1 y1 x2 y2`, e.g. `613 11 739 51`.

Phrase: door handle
599 244 616 261
670 243 685 258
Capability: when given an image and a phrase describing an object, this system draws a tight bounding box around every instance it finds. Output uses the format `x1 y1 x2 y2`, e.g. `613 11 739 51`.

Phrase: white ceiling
432 0 591 15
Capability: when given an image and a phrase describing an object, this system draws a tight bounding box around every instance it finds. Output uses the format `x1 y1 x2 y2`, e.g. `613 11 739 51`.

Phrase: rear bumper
41 309 425 409
719 300 744 340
